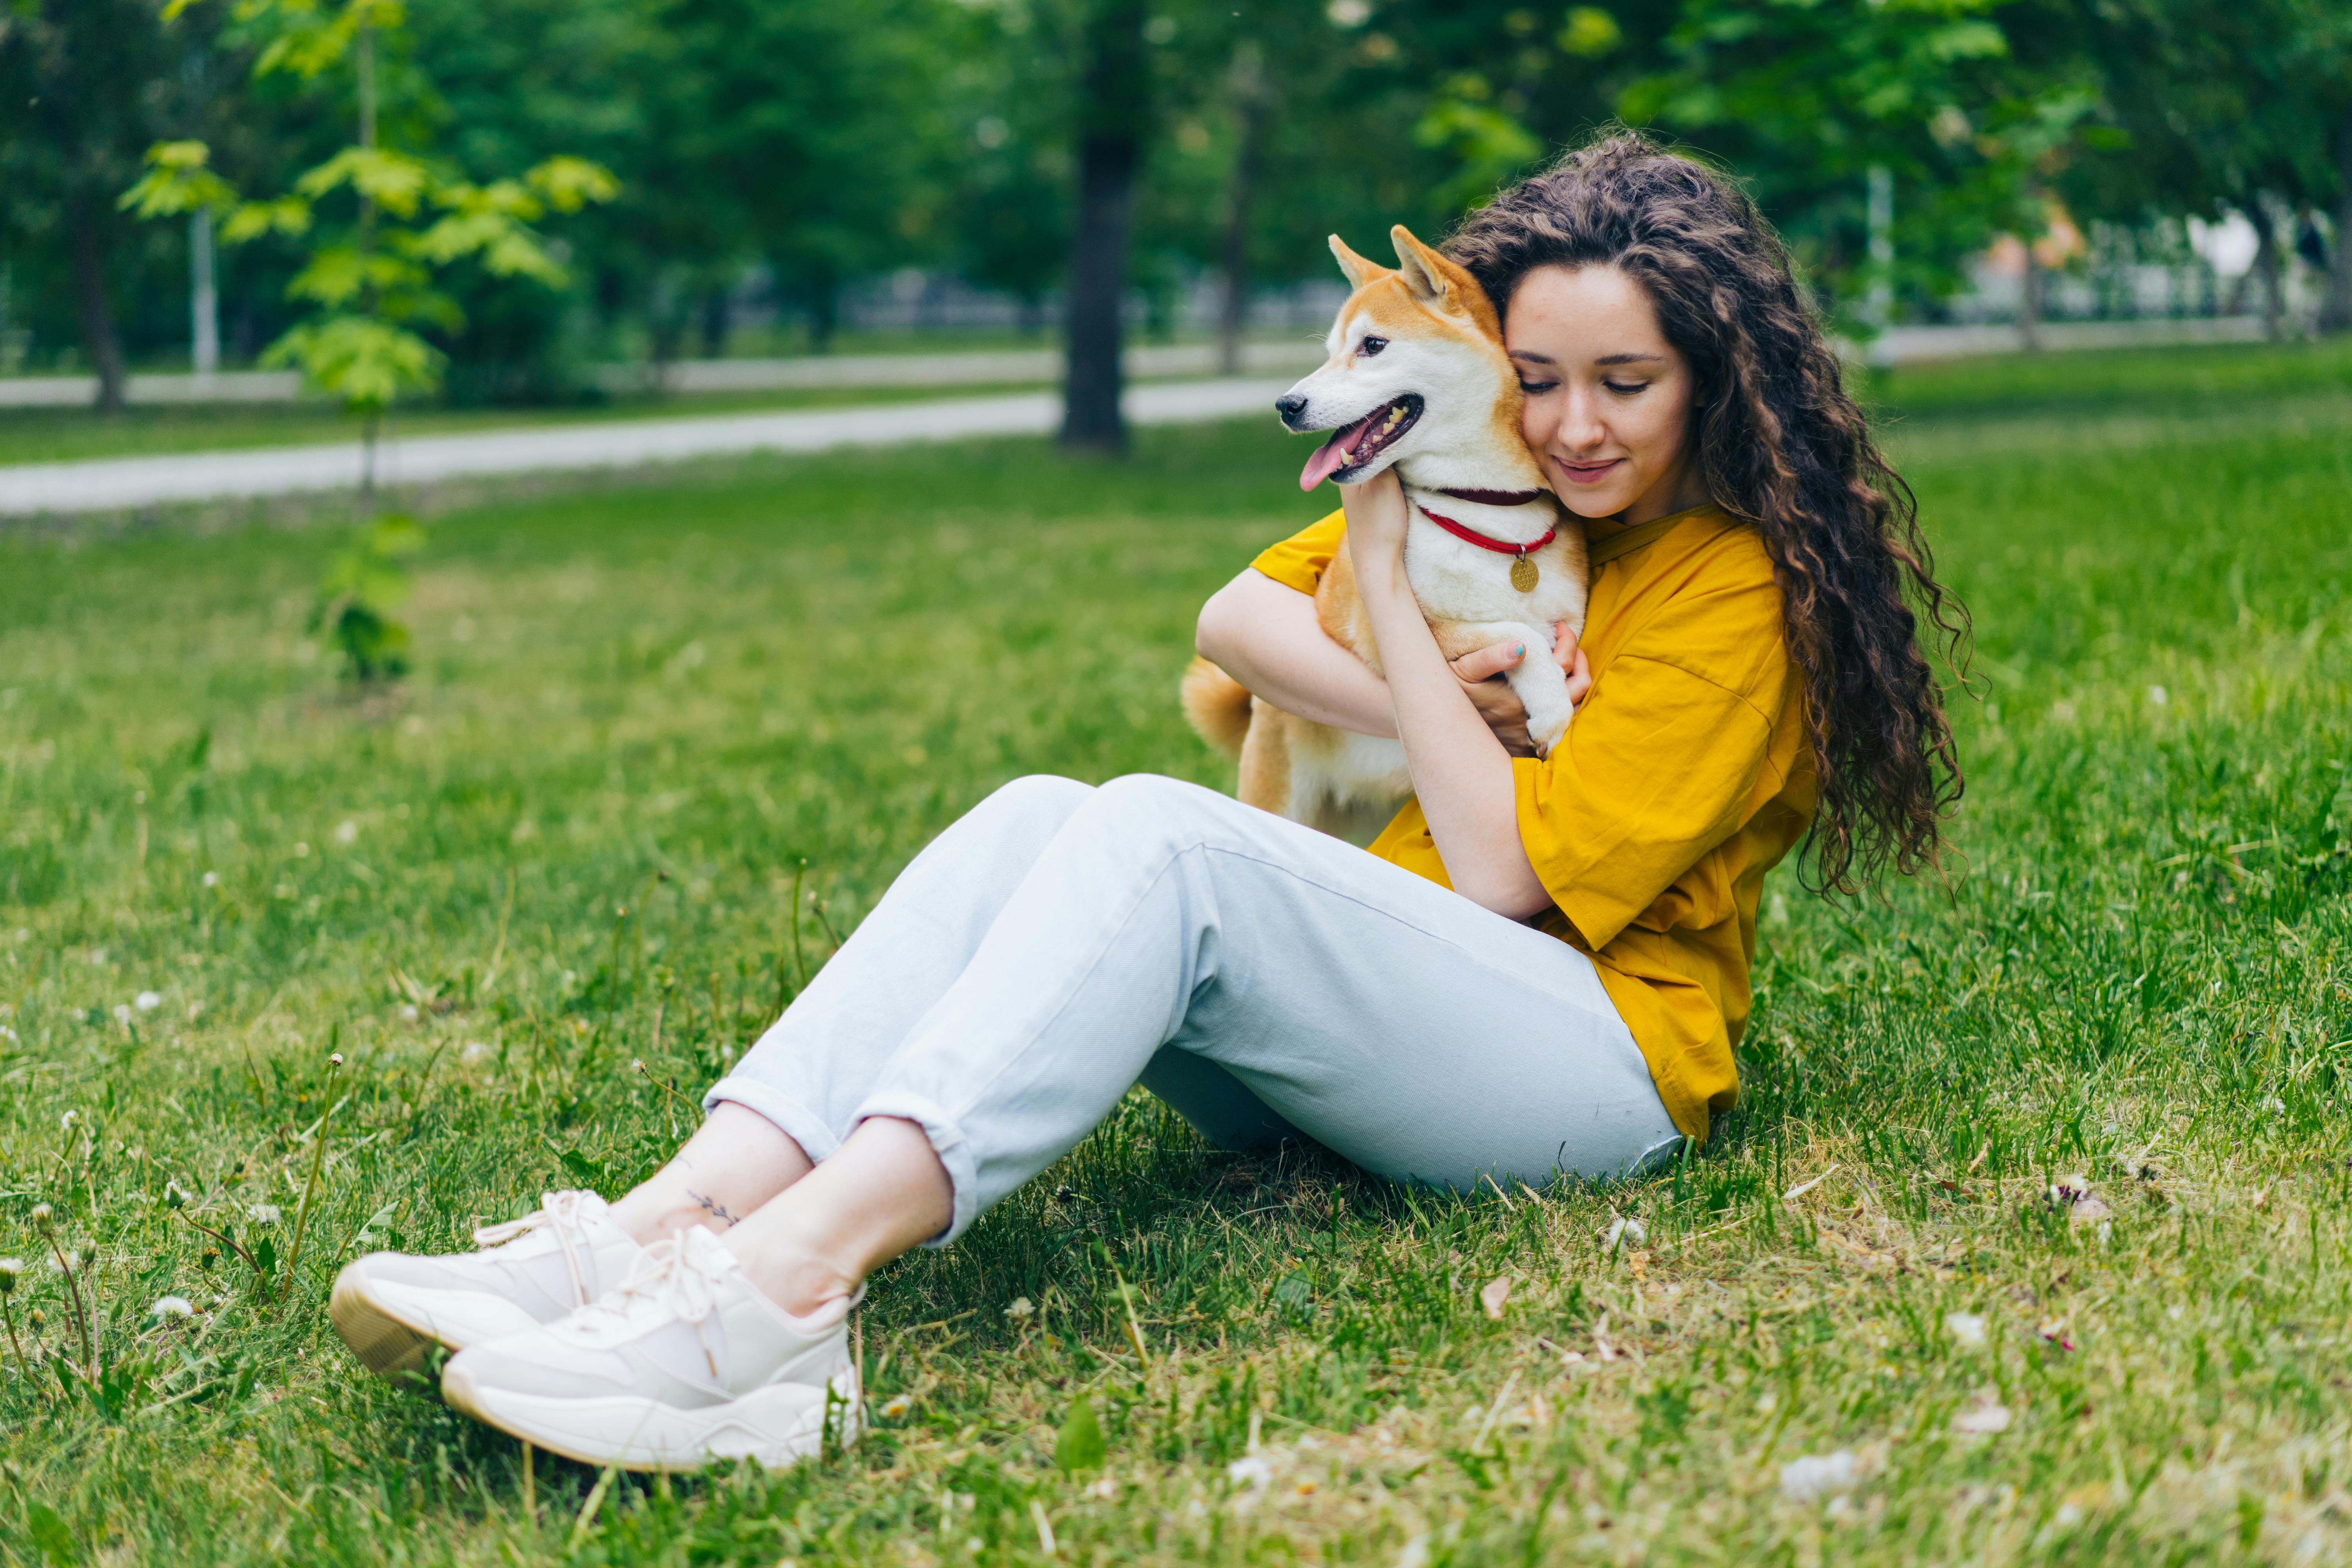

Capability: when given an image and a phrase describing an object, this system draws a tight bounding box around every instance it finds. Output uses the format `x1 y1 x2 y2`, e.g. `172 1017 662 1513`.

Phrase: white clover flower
1226 1454 1274 1489
334 820 359 844
1952 1401 2011 1435
201 871 220 888
113 1005 132 1024
1004 1296 1034 1319
1779 1450 1859 1501
136 991 161 1011
249 1203 283 1225
1 1026 16 1042
151 1294 196 1320
1944 1312 1987 1347
1601 1216 1646 1252
460 1042 489 1063
399 1004 419 1022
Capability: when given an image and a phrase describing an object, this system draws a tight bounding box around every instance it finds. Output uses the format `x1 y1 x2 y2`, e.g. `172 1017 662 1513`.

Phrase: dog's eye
1358 336 1387 357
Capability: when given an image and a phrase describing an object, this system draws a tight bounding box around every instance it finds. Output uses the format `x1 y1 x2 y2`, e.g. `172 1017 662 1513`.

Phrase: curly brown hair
1445 130 1969 895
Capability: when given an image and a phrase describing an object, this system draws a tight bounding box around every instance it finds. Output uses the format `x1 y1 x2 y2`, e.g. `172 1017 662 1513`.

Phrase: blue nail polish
1514 644 1525 658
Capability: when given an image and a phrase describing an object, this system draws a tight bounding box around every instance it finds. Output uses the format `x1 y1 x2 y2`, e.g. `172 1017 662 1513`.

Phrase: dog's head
1276 225 1537 494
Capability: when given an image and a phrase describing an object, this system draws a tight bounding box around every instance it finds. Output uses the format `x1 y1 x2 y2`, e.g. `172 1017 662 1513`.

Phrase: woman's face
1507 263 1703 526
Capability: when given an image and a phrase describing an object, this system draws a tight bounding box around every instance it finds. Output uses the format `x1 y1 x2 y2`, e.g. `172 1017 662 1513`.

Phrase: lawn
0 382 1070 470
0 341 2348 1566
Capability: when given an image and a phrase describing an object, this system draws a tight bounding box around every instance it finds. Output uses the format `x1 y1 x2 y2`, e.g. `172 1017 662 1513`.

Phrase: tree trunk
1217 44 1274 378
2247 201 2283 342
2018 248 2043 352
700 283 731 359
66 193 128 412
1060 0 1150 454
2322 113 2352 336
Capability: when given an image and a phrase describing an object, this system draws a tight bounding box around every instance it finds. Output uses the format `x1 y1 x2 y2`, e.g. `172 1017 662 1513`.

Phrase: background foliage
2 0 2345 408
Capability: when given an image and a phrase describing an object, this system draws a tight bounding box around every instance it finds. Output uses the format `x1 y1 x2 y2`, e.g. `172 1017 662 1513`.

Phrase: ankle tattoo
684 1188 742 1229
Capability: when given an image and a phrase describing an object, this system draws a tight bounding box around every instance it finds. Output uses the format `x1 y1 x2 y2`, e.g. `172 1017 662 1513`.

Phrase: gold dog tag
1510 554 1539 593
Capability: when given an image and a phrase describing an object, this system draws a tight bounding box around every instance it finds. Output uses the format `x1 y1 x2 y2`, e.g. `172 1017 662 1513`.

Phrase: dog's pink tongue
1298 411 1378 491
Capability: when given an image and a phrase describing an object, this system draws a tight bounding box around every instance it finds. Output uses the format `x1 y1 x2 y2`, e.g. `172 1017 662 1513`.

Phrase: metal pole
1865 164 1894 368
191 209 220 379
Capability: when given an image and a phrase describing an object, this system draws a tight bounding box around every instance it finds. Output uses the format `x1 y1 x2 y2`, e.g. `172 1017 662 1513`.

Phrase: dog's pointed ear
1328 234 1388 290
1390 225 1459 310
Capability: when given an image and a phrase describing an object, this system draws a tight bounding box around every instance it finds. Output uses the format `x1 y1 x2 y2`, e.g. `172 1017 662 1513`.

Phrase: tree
0 0 200 408
124 0 617 490
1059 0 1151 452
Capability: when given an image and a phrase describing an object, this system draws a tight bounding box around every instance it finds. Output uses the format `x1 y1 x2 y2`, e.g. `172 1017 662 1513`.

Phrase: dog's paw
1528 704 1573 759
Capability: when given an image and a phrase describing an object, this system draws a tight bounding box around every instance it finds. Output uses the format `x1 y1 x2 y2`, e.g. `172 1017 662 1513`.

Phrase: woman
329 132 1965 1471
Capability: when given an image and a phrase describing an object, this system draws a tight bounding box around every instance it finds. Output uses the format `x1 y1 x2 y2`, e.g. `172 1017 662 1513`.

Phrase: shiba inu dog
1183 224 1590 835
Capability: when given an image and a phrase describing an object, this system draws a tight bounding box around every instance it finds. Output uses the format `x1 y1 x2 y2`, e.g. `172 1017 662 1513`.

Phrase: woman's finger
1450 638 1527 684
1551 620 1581 674
1566 645 1594 707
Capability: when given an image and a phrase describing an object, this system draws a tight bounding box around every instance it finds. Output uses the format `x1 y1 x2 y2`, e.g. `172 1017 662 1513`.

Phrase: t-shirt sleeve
1247 510 1347 594
1512 569 1794 950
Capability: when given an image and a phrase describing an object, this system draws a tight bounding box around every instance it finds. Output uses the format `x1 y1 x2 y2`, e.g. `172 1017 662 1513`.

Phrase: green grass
0 381 1057 468
2 341 2350 1565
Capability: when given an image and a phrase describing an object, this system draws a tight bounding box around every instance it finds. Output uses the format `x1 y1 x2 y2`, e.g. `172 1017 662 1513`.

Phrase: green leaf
252 1235 278 1281
25 1501 76 1567
1053 1396 1106 1474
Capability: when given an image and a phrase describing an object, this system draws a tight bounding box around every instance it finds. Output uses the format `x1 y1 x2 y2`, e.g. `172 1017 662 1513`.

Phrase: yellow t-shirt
1247 503 1816 1142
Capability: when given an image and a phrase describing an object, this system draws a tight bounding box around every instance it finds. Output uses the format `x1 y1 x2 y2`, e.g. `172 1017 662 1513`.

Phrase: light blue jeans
706 775 1682 1242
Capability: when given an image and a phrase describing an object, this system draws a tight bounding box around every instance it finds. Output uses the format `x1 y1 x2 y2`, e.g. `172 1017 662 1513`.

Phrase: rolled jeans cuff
850 1089 978 1247
702 1076 844 1168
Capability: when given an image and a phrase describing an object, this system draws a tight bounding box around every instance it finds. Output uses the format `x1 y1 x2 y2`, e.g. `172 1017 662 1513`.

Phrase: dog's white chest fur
1403 508 1586 632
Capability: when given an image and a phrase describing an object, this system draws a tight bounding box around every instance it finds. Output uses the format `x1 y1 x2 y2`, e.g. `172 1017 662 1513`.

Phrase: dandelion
249 1203 283 1225
136 991 161 1011
113 1005 132 1024
0 1259 18 1290
461 1042 489 1063
1944 1312 1987 1347
1779 1450 1859 1501
399 1004 419 1022
0 1026 17 1043
329 1052 344 1067
201 871 219 887
30 1203 53 1232
164 1180 191 1209
1004 1296 1034 1319
334 820 358 844
58 1112 76 1132
2147 685 2168 706
151 1295 196 1320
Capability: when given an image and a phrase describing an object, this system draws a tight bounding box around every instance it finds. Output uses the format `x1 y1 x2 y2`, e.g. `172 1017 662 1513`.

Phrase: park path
0 377 1292 517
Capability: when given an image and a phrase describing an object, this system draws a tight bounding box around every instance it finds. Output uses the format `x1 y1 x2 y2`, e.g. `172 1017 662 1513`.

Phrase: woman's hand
1449 624 1593 756
1338 466 1552 919
1338 467 1411 586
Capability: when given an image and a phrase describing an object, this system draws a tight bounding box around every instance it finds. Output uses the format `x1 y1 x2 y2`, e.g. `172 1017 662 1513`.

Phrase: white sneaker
329 1190 644 1377
439 1224 860 1472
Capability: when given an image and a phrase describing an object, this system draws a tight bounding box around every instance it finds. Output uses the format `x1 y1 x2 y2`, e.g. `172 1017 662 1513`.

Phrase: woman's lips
1559 458 1623 486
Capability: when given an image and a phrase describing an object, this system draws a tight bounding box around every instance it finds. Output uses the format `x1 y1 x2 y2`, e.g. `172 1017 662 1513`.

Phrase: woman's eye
1604 379 1647 395
1517 378 1557 394
1359 336 1387 356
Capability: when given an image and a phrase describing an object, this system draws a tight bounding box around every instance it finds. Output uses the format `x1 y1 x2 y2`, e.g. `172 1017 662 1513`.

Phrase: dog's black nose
1274 394 1309 429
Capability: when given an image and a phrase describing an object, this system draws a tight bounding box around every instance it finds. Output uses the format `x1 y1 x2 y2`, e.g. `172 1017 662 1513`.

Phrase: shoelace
585 1228 731 1376
593 1229 727 1330
471 1189 601 1308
